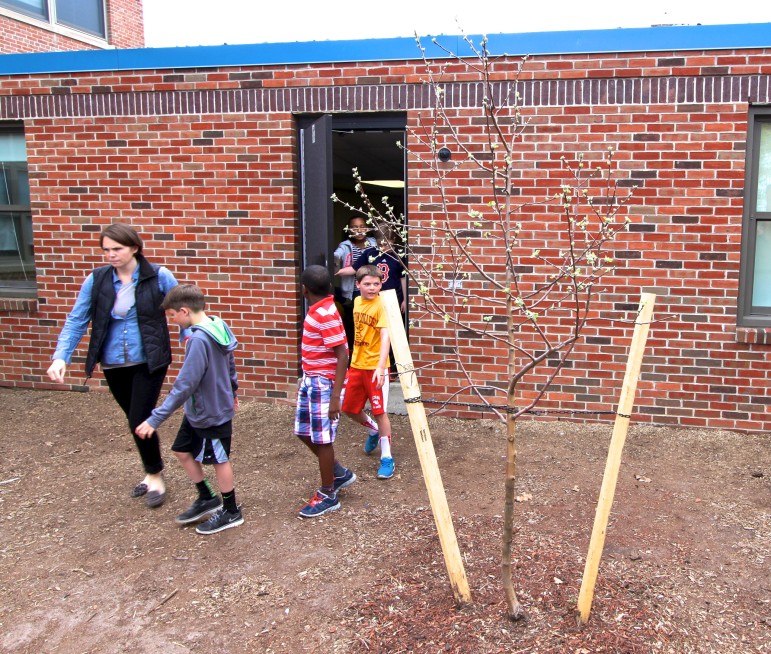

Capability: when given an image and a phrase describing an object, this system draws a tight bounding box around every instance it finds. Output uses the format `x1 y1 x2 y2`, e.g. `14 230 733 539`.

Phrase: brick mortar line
1 74 769 119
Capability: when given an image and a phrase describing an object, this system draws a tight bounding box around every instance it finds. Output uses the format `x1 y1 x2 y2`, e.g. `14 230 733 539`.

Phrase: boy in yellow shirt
341 264 395 479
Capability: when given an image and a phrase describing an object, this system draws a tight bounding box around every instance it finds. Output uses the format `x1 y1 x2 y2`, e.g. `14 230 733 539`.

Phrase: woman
47 224 183 508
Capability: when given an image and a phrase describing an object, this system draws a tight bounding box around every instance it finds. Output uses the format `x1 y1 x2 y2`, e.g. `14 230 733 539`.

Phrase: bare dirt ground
0 387 768 654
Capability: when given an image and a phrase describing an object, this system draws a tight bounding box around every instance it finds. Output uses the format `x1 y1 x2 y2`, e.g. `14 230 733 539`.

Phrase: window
55 0 104 37
739 108 771 326
0 124 35 297
0 0 47 20
0 0 105 38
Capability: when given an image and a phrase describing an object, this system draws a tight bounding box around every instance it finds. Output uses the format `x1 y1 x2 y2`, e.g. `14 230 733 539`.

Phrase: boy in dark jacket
136 284 242 534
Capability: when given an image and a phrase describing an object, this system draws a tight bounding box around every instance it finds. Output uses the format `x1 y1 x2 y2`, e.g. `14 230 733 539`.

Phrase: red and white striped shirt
301 295 348 379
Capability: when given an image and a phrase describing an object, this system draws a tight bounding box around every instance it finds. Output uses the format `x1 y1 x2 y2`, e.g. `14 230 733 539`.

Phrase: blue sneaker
299 491 341 518
377 457 395 479
364 431 379 454
333 468 357 493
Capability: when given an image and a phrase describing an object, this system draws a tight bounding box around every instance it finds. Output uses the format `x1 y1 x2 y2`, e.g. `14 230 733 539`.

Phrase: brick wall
0 47 769 432
106 0 144 49
0 14 97 53
18 113 300 399
0 0 143 53
405 96 760 431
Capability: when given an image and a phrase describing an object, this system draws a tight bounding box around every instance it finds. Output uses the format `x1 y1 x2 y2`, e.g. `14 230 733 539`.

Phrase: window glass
752 221 771 307
16 169 30 205
755 122 771 213
55 0 105 37
0 131 27 162
0 129 35 294
0 169 8 205
0 214 35 284
0 215 22 251
0 0 47 19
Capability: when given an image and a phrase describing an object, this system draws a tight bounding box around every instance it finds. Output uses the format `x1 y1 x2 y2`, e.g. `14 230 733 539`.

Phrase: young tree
334 34 636 621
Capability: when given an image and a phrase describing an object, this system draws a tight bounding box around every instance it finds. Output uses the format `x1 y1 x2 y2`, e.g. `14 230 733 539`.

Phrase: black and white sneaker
175 497 222 525
195 508 244 535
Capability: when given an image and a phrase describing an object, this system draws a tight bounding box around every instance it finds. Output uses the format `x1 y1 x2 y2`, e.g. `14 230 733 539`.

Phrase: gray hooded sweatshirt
147 316 238 430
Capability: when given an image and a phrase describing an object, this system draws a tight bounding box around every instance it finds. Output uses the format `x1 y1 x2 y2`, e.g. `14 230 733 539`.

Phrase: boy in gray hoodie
136 284 242 534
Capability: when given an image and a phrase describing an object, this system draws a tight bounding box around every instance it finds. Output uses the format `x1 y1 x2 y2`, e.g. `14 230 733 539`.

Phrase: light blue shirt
52 265 184 367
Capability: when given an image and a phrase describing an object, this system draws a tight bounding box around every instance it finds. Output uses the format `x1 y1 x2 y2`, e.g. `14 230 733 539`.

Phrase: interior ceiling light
359 180 405 188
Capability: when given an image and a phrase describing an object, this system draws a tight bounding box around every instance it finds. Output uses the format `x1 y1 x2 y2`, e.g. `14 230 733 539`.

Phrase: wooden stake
577 293 656 625
380 289 472 604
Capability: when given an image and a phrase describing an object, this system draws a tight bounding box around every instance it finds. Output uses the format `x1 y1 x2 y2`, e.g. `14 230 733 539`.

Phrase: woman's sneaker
195 507 244 534
364 431 379 454
299 491 341 518
377 457 395 479
175 496 222 525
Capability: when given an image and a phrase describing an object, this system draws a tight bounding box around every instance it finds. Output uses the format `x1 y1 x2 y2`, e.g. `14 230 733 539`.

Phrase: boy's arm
339 246 375 277
328 343 349 418
228 351 238 393
373 326 390 390
334 243 353 276
333 242 345 272
229 351 239 409
135 339 208 436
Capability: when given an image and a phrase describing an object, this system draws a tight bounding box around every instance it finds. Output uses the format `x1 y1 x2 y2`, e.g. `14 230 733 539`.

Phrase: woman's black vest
85 254 172 377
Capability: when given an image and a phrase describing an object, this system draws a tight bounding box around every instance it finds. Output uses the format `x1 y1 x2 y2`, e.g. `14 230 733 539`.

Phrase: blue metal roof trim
0 22 769 76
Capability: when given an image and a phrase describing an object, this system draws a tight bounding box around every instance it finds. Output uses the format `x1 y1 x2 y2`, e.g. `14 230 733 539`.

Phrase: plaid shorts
294 375 342 445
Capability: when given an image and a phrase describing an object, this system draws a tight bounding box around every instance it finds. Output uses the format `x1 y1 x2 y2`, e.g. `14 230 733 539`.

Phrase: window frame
0 123 36 299
738 106 771 327
0 0 106 40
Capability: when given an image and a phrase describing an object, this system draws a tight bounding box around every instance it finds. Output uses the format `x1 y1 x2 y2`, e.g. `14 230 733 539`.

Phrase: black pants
341 299 355 353
103 363 168 475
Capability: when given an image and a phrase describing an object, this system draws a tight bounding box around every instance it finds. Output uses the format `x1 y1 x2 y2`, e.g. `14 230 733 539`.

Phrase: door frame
297 112 407 278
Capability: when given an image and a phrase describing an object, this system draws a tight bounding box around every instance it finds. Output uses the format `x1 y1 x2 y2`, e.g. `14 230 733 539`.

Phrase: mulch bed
341 514 689 653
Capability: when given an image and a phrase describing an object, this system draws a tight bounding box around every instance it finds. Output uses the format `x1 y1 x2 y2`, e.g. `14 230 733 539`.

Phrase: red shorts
341 367 386 416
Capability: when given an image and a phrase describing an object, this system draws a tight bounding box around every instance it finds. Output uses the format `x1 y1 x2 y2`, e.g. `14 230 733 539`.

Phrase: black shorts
171 416 232 465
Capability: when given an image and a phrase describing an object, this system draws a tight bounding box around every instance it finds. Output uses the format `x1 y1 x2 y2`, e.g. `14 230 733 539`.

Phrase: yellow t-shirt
350 295 390 370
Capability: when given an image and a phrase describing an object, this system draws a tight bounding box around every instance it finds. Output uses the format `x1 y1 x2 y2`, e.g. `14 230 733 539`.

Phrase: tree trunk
501 403 526 621
501 174 525 620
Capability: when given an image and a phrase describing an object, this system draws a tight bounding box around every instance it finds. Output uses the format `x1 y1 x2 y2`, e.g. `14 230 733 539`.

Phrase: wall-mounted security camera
437 147 452 162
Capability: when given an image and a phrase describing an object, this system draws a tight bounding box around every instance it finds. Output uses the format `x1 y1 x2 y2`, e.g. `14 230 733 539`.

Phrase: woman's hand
47 359 67 383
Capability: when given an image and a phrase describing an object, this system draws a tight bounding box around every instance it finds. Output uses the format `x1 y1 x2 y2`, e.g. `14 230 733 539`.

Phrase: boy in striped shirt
294 265 357 518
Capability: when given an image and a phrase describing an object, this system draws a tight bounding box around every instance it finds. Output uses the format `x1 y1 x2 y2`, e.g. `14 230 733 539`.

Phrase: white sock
380 434 392 459
363 415 378 433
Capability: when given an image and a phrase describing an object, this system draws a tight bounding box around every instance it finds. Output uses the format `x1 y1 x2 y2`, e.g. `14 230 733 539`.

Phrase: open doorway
298 112 407 380
330 121 406 253
297 113 406 273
